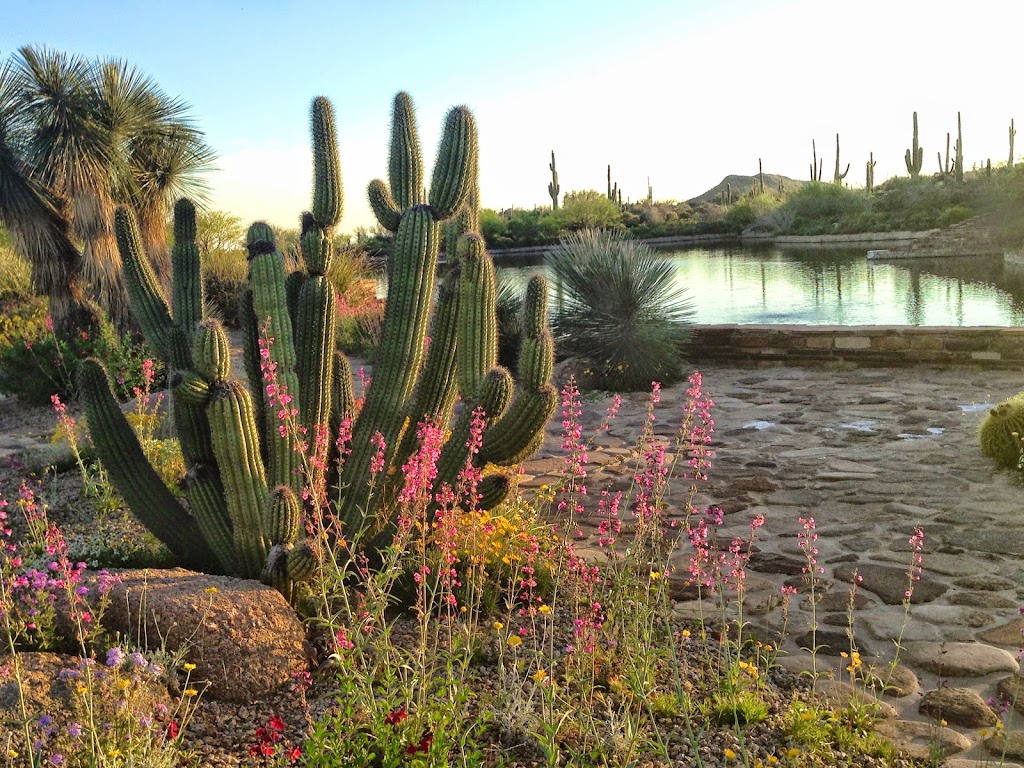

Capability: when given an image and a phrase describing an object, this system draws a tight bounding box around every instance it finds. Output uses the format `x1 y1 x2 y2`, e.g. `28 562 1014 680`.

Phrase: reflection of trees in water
904 269 923 325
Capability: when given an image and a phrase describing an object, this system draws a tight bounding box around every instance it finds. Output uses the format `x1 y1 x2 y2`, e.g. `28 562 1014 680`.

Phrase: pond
494 246 1024 327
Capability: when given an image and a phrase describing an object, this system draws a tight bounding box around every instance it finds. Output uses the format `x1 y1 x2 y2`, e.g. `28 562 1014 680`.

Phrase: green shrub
724 192 783 232
202 247 248 326
547 229 692 391
555 190 623 231
782 182 869 234
0 246 33 302
0 299 160 404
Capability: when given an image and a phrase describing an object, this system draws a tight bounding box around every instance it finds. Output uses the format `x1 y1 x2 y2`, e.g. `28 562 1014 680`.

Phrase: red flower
269 715 286 732
406 732 434 754
165 720 179 740
384 707 407 726
288 746 302 763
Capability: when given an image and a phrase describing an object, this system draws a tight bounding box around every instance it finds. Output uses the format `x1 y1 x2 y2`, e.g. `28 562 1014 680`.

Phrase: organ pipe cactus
80 92 557 590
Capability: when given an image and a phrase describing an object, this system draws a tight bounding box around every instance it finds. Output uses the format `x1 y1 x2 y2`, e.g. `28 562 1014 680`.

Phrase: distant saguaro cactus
548 150 560 209
954 112 964 183
938 132 952 179
866 152 876 193
810 140 823 182
905 111 924 179
832 134 850 185
1010 119 1016 168
758 159 765 193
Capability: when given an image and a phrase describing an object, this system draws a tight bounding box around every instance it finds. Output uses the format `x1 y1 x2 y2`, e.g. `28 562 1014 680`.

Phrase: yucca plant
547 229 693 391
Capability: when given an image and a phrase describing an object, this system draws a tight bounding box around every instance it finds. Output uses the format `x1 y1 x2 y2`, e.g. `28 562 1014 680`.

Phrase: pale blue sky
4 1 1021 232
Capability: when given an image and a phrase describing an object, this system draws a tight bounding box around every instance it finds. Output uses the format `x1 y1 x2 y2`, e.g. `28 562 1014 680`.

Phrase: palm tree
0 46 213 333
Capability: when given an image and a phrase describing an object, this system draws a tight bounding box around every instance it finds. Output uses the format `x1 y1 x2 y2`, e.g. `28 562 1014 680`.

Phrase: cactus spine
866 152 876 193
548 151 560 209
833 134 850 185
906 111 924 179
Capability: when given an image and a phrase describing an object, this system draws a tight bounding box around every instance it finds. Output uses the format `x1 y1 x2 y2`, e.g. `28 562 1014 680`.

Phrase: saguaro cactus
866 152 876 193
1010 119 1016 168
954 111 964 183
939 132 953 178
909 111 925 180
833 134 850 185
548 150 560 209
82 92 557 589
810 140 823 182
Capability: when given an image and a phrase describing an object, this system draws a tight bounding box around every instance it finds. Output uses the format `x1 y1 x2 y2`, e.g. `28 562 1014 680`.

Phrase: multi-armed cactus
906 111 924 180
832 134 850 185
810 140 823 182
81 92 557 591
939 132 953 178
866 152 876 193
548 150 560 210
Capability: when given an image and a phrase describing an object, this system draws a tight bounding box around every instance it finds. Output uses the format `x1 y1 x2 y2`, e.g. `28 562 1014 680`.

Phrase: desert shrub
0 245 33 302
547 229 693 391
480 208 512 249
781 182 869 234
203 246 248 326
554 190 623 231
336 293 384 359
0 300 160 404
724 192 783 232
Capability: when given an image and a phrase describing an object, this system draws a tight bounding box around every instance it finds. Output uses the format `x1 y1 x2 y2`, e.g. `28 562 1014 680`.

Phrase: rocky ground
518 362 1024 765
2 360 1024 765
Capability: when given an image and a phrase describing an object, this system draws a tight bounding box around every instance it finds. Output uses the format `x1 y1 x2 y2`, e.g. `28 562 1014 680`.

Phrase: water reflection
496 245 1024 327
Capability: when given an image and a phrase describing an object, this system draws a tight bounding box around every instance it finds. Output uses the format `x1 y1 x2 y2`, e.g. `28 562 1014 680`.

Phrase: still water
495 246 1024 327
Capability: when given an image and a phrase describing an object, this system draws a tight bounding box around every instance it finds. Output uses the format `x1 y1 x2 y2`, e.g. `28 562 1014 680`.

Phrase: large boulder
98 569 311 703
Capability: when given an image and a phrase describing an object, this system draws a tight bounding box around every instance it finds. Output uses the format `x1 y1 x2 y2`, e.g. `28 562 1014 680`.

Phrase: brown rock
99 568 310 703
919 686 998 727
904 641 1020 678
997 675 1024 716
979 617 1024 647
986 731 1024 762
875 719 971 760
814 680 897 718
858 663 919 698
834 563 948 605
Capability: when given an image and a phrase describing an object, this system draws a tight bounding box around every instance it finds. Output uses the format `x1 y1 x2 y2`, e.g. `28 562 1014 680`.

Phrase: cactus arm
428 106 477 219
340 207 440 531
311 96 343 229
389 92 424 209
368 179 402 232
295 275 337 436
456 235 498 399
477 473 511 511
78 358 220 573
115 208 173 357
170 198 203 343
208 380 270 579
182 465 237 574
238 288 268 446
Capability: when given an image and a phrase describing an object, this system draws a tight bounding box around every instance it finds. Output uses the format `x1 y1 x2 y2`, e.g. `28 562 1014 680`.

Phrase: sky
3 0 1022 234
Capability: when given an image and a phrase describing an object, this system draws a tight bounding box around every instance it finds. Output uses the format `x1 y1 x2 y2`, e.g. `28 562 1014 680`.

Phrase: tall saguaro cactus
833 134 850 185
548 150 560 209
81 92 557 589
954 111 964 183
1010 119 1016 168
866 152 876 193
906 111 924 179
810 140 823 182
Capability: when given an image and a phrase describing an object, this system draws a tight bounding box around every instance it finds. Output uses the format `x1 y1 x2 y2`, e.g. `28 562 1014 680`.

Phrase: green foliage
547 229 693 391
978 395 1024 469
775 182 870 235
723 192 783 231
555 190 623 231
0 245 33 302
0 298 159 404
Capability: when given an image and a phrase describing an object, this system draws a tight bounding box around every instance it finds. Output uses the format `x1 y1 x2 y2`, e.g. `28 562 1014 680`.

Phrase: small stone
948 591 1020 610
814 680 897 718
874 719 971 760
978 617 1024 646
919 687 997 727
953 574 1017 591
996 675 1024 716
834 563 948 605
904 641 1020 678
859 663 919 698
985 731 1024 762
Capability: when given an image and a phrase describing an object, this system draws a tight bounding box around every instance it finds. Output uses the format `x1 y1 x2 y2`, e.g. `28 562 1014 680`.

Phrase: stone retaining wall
689 324 1024 368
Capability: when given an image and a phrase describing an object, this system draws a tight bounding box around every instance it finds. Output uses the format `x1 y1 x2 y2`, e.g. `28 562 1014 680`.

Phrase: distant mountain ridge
687 173 807 205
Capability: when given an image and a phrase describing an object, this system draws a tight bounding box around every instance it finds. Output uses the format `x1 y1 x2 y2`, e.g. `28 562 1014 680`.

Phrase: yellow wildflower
493 621 504 631
184 688 199 697
786 748 800 758
681 629 691 639
116 679 131 691
204 586 218 594
532 669 548 683
183 663 196 671
507 635 523 649
650 570 662 580
538 604 552 615
724 747 737 760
